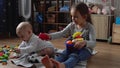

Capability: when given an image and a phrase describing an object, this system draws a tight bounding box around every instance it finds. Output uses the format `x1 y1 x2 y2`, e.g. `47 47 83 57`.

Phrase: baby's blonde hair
16 21 32 34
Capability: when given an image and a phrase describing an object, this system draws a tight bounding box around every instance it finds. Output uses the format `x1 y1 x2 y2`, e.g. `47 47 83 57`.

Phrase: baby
11 21 55 67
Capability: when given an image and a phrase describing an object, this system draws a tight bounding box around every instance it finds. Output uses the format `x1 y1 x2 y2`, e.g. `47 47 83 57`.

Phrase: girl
41 2 96 68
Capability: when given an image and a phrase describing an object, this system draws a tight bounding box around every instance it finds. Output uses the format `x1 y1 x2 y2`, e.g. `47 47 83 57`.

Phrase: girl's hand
74 40 86 49
39 33 51 40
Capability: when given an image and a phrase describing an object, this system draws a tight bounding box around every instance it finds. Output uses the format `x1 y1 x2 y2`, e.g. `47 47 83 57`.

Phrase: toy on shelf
0 44 19 65
65 32 84 51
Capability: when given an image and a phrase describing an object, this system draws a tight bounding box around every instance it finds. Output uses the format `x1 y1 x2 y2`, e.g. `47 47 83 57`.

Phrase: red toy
38 33 50 40
66 40 72 45
0 52 4 56
66 40 74 47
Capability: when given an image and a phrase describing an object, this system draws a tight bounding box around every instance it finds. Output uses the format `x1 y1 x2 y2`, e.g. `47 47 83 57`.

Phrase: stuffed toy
27 53 41 63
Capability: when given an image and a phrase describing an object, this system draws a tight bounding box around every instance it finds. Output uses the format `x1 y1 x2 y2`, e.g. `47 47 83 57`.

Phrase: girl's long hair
71 2 92 24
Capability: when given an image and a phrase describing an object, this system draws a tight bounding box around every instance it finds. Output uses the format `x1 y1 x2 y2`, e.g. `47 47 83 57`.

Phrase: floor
0 37 120 68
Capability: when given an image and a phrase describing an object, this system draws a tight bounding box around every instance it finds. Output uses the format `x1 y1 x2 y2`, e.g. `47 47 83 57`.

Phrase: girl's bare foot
41 55 54 68
41 55 65 68
50 58 65 68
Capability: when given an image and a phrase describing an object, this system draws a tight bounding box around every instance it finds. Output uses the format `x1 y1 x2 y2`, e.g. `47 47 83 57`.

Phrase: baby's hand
9 52 19 59
14 48 20 53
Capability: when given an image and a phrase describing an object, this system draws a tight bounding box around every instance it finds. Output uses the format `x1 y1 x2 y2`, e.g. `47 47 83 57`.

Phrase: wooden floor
0 37 120 68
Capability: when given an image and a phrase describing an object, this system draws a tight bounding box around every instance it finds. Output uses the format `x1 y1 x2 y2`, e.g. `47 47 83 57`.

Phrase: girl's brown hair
71 2 92 24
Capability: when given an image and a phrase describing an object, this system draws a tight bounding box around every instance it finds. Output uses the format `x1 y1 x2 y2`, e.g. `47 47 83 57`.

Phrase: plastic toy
0 44 19 65
0 52 4 56
38 33 50 40
1 59 7 65
0 47 3 51
65 32 84 50
72 32 82 39
66 40 73 47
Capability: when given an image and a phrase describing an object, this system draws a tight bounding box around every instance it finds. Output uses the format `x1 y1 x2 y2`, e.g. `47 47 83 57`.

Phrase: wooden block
112 23 120 43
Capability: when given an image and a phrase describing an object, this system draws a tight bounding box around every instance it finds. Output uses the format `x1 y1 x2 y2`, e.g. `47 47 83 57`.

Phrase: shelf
47 11 70 13
32 0 72 33
43 23 68 25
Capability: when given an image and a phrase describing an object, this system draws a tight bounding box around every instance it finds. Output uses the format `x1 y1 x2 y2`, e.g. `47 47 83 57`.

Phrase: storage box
115 17 120 24
112 23 120 43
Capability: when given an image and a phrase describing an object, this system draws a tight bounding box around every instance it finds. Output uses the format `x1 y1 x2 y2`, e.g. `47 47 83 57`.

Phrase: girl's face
70 8 86 26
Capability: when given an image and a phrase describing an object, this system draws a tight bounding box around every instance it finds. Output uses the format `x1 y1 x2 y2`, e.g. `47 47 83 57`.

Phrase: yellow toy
66 32 84 50
72 32 84 42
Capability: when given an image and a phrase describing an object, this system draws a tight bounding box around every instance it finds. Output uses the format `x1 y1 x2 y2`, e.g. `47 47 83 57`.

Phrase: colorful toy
38 33 50 40
0 52 4 56
66 40 74 47
72 32 82 39
1 59 7 65
65 32 84 50
0 44 19 65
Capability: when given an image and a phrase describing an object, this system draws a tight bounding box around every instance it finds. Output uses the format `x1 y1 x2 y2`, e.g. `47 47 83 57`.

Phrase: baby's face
17 30 31 42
